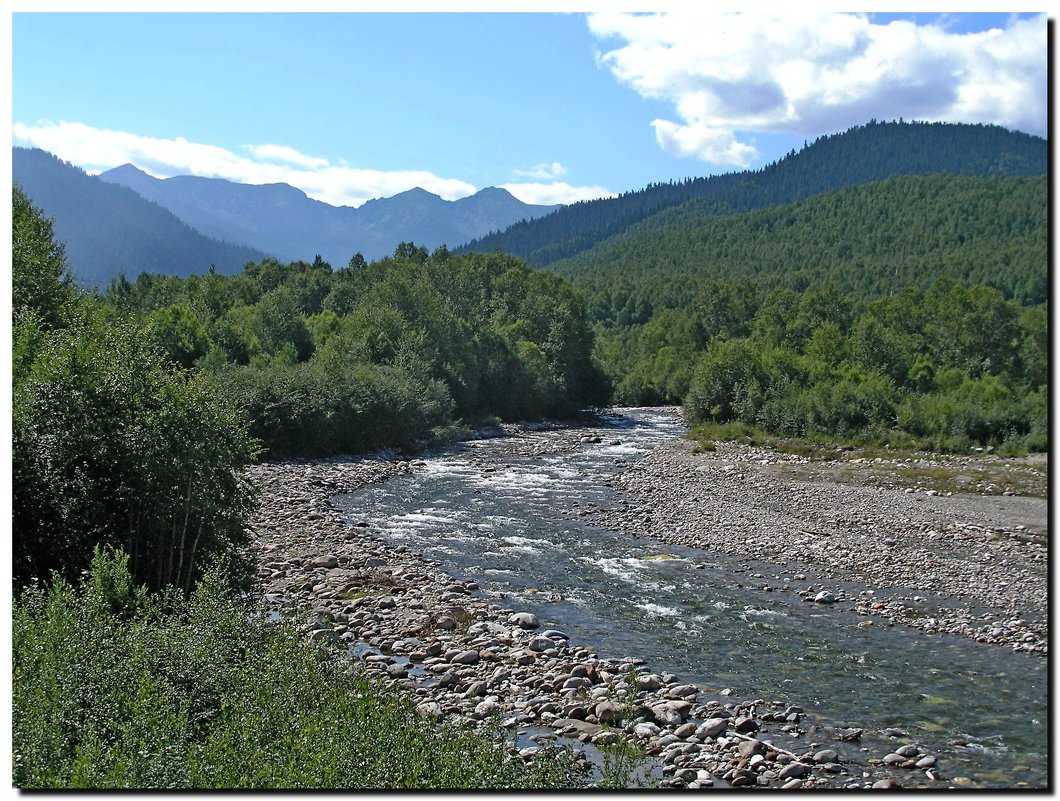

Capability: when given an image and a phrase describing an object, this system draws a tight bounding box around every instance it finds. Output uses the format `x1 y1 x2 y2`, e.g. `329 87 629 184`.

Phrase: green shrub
218 356 454 458
13 318 257 591
897 374 1043 448
13 550 585 790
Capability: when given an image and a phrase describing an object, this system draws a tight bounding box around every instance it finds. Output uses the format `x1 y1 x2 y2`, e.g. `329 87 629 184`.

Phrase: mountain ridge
97 163 561 264
455 120 1047 267
12 148 268 287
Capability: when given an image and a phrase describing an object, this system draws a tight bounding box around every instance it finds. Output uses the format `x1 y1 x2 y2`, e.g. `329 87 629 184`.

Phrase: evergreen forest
556 173 1047 453
457 120 1046 267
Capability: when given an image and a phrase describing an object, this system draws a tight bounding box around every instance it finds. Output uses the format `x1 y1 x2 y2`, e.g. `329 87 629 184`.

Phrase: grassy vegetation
13 549 586 790
688 422 1048 498
689 420 1041 461
688 421 862 459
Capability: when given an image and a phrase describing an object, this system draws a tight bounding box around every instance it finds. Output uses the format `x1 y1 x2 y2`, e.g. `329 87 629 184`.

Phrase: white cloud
12 120 478 207
651 121 760 168
242 143 330 170
512 161 568 180
501 181 616 206
588 11 1047 168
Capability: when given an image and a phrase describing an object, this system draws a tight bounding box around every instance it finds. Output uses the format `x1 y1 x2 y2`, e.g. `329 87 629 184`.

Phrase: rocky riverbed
593 435 1047 656
245 410 1047 790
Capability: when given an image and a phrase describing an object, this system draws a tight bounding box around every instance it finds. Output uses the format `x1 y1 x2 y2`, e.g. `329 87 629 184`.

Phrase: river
334 408 1047 788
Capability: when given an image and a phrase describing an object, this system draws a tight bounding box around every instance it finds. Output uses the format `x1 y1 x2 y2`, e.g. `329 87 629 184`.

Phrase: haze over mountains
96 164 561 266
12 148 268 286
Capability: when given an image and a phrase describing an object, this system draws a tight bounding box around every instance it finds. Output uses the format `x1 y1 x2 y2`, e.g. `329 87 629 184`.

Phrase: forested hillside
13 148 267 285
550 161 1048 454
555 173 1048 325
456 121 1046 267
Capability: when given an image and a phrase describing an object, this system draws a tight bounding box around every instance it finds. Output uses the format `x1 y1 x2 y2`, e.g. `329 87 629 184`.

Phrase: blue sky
9 9 1049 208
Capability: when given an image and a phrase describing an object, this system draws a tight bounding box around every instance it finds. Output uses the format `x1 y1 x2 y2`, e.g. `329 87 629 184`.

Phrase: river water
334 408 1047 788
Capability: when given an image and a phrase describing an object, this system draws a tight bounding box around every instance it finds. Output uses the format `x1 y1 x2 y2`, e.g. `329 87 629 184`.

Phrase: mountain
98 166 561 264
554 173 1048 325
13 148 268 287
456 120 1047 267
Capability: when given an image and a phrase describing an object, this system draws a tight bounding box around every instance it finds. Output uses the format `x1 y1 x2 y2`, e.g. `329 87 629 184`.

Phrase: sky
7 6 1050 209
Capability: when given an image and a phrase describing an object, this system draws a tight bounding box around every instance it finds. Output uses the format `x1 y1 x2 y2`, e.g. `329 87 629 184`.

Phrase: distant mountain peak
104 163 153 178
87 156 563 264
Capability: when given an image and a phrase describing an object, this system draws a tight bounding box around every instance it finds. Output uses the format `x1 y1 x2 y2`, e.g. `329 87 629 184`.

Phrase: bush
13 549 585 790
218 356 454 458
896 374 1044 448
13 318 257 591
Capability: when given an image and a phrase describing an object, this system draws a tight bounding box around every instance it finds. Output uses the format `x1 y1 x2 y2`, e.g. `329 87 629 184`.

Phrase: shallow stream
334 409 1047 788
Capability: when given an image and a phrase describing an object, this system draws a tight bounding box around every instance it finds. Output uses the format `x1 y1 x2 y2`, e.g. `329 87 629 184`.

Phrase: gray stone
814 590 836 604
673 722 697 738
696 718 729 739
733 715 759 733
871 779 903 789
634 721 661 739
813 749 839 763
451 649 480 665
540 629 570 640
528 636 555 652
894 744 919 757
915 755 937 769
416 701 443 721
667 684 698 698
508 612 540 629
464 680 487 698
595 700 621 724
312 555 339 568
651 704 683 728
738 738 766 758
637 673 663 691
474 698 499 718
562 676 592 691
778 762 809 779
436 671 459 688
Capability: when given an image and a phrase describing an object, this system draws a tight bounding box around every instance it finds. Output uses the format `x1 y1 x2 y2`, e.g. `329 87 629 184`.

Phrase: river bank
593 432 1048 656
245 408 1047 789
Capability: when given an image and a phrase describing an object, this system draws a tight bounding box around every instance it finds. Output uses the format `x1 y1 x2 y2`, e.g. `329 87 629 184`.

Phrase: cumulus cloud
501 181 617 207
12 120 477 207
588 11 1047 168
512 161 568 180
